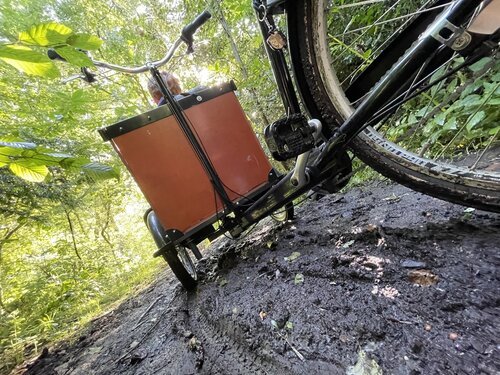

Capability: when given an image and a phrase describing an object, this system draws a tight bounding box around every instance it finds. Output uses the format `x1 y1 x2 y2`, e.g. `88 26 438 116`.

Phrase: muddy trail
17 183 500 375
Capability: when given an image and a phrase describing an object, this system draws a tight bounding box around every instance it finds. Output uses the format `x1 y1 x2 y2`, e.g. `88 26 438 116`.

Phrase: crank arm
290 119 323 187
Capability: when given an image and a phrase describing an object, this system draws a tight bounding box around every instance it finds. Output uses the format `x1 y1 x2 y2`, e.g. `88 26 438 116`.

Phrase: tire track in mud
185 288 344 375
182 221 349 374
186 294 293 374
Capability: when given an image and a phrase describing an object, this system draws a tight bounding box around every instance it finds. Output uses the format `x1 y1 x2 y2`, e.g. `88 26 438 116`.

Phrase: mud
16 183 500 375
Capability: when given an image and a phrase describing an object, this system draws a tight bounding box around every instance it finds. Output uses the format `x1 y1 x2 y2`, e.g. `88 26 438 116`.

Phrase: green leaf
406 113 418 125
284 251 301 262
342 239 355 248
0 45 59 78
285 321 294 330
347 350 382 375
0 154 10 167
483 82 500 96
466 111 486 132
443 117 457 131
488 126 500 135
430 65 446 83
67 34 103 50
81 162 119 181
0 147 22 158
459 94 482 108
59 156 92 171
294 273 304 285
446 78 458 94
415 105 431 118
468 57 492 73
19 23 73 47
44 152 74 159
9 160 49 182
460 80 483 99
29 152 73 166
434 112 446 126
71 89 89 106
266 241 277 249
54 46 93 67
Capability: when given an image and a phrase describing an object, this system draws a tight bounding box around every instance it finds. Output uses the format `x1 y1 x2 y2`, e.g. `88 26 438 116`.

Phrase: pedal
264 114 315 161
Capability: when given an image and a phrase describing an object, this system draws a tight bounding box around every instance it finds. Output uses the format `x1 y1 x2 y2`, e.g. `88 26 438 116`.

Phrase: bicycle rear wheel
289 0 500 212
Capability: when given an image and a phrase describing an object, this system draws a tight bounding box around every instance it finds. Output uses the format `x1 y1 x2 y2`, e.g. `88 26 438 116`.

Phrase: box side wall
110 91 272 234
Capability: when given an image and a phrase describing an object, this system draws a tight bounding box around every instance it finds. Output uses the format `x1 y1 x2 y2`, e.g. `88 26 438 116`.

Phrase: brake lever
81 67 96 83
61 68 96 84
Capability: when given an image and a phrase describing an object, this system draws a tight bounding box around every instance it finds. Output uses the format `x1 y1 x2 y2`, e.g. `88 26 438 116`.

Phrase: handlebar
48 10 211 75
92 38 184 74
181 10 212 53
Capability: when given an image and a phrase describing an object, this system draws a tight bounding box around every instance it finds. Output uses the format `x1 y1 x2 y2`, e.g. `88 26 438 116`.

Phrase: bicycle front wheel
289 0 500 212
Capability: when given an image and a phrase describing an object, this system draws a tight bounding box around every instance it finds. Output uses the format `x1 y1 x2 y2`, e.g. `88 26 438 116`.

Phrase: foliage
327 0 428 85
0 22 101 79
384 57 500 157
0 21 116 183
0 140 118 182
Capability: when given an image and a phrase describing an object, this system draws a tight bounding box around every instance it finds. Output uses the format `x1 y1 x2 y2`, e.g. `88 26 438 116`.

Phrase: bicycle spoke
333 2 454 39
335 0 386 10
331 0 407 65
338 0 438 86
471 130 499 170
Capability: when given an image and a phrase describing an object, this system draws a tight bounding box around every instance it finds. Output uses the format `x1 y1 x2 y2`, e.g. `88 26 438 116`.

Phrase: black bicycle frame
253 0 299 115
234 0 482 232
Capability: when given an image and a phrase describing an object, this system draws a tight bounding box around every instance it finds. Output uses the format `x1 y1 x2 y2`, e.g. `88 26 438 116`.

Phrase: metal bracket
429 18 472 50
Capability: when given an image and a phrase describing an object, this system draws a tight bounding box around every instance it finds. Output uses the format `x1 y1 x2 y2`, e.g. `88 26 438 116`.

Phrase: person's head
147 71 182 104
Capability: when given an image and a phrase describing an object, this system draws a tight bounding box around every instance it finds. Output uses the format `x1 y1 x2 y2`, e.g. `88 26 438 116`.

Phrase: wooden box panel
107 89 271 233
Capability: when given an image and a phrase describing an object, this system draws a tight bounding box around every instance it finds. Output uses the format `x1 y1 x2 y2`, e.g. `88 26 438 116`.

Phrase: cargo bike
93 13 305 290
50 0 500 290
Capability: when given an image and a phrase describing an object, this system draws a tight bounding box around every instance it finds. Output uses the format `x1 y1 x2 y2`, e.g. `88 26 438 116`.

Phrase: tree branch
64 208 81 260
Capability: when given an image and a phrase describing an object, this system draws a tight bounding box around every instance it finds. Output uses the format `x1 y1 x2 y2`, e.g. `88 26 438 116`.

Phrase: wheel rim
310 0 500 189
177 246 197 280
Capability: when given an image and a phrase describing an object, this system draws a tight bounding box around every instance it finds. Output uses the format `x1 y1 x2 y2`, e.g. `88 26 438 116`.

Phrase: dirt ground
15 182 500 375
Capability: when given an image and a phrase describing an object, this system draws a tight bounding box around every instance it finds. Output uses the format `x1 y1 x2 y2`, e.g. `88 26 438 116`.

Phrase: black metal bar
240 170 311 227
239 147 352 231
255 5 301 114
149 67 236 212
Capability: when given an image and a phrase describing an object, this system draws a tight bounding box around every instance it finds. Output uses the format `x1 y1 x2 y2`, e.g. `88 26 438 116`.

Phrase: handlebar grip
181 10 212 50
47 48 66 62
